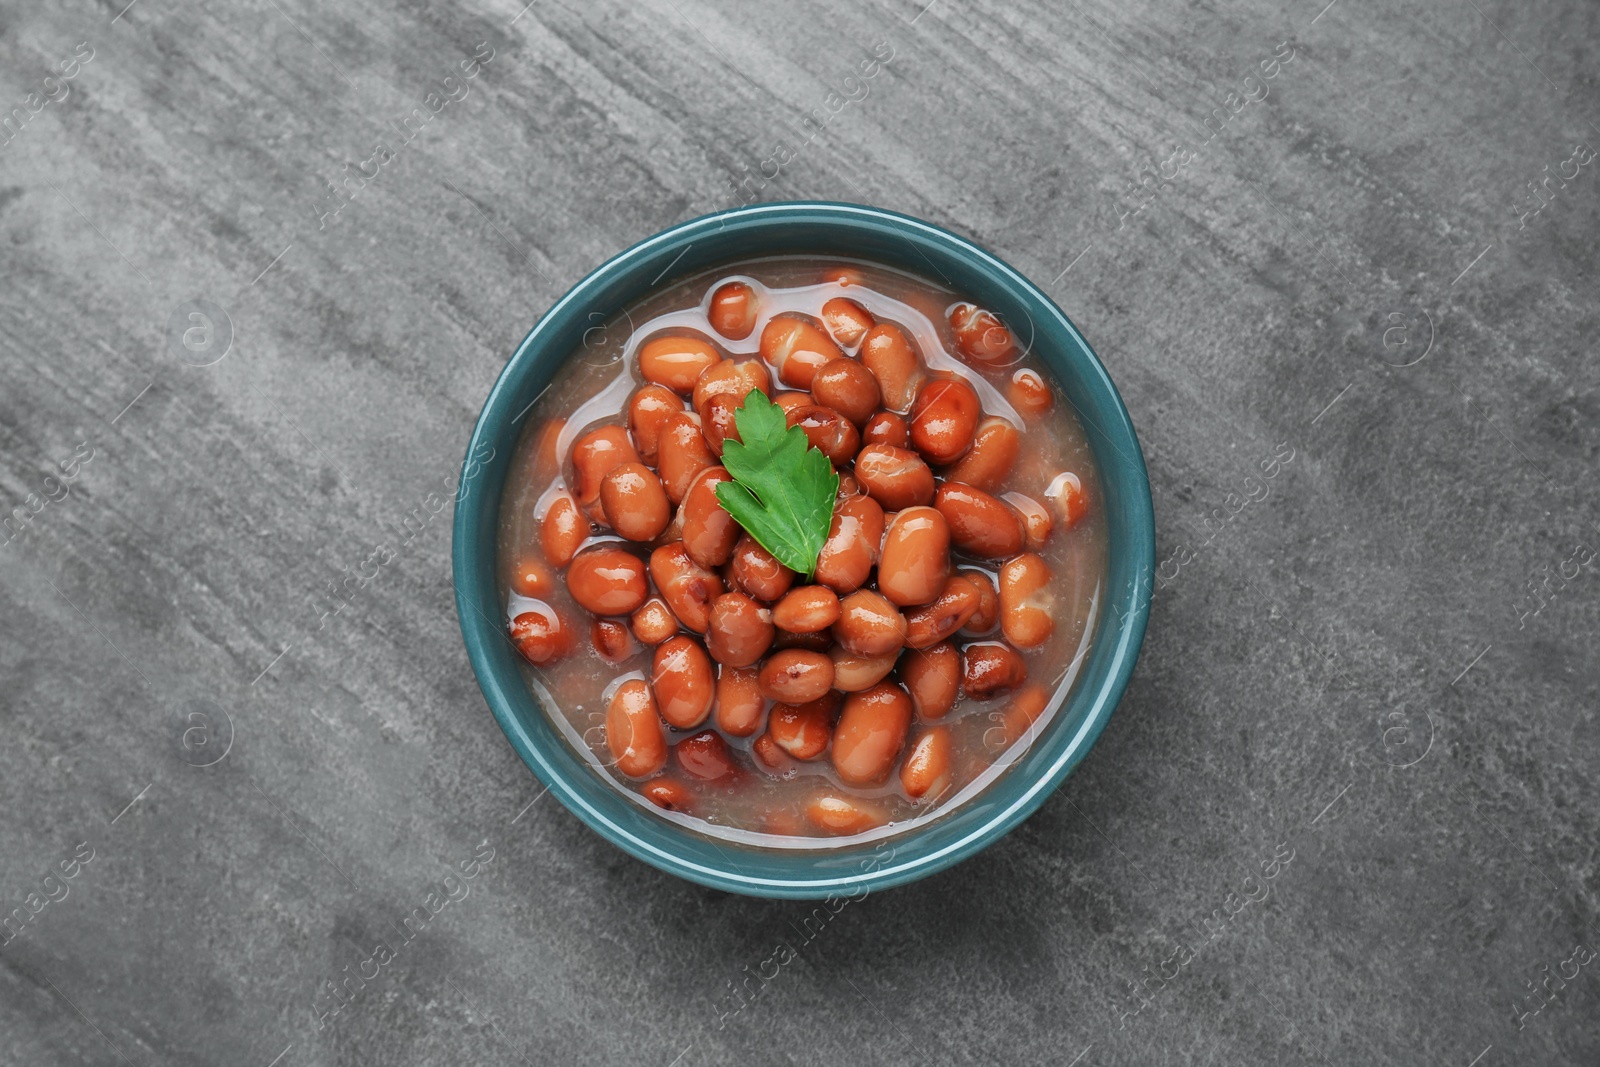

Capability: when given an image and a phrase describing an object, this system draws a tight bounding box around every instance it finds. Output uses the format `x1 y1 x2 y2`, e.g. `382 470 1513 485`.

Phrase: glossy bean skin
715 665 765 737
606 679 667 778
730 534 794 602
862 411 909 448
786 405 860 466
591 618 635 662
693 359 771 420
877 507 951 608
566 546 650 616
899 641 960 719
831 682 913 786
642 777 695 812
652 636 716 728
626 384 682 465
810 358 882 427
1045 470 1089 529
571 425 640 519
761 315 843 390
943 416 1019 491
705 592 775 667
758 649 835 704
656 413 718 504
708 281 758 340
768 694 839 760
820 296 874 348
630 597 679 645
701 393 742 455
649 543 724 633
599 462 671 542
859 323 924 411
751 732 797 773
935 482 1026 558
509 555 554 598
805 794 887 835
639 333 721 395
773 390 813 416
854 444 936 511
900 727 953 800
539 491 589 568
999 552 1055 649
510 604 572 665
832 590 907 657
959 568 1000 636
830 646 900 692
1008 367 1054 420
909 377 981 465
948 302 1017 366
1004 491 1053 549
772 586 841 632
680 467 740 568
962 641 1028 698
814 494 885 594
675 729 739 782
904 575 980 649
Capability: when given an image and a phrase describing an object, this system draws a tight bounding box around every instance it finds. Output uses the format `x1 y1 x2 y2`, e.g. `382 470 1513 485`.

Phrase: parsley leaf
714 390 839 578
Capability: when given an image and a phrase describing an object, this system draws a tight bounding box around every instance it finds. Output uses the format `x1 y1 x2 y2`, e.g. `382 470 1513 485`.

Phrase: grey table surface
2 0 1598 1063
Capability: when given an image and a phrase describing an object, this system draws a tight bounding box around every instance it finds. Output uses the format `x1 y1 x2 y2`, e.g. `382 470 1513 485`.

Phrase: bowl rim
452 200 1154 898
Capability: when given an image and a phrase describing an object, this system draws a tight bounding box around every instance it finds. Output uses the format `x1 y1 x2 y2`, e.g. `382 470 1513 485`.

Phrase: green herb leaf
714 390 839 578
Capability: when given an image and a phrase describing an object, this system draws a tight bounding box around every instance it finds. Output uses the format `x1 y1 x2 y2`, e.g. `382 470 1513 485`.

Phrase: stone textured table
2 0 1597 1063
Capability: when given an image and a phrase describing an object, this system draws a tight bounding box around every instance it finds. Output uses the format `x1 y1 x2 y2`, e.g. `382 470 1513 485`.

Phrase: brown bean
1045 470 1089 530
862 411 909 448
539 491 589 568
935 482 1026 558
674 729 739 781
959 568 1000 636
630 597 679 645
773 629 834 653
900 727 953 800
599 462 671 542
510 554 554 598
1004 492 1053 549
830 646 900 692
859 323 924 411
899 641 959 719
831 682 913 785
761 315 843 390
649 543 723 633
571 425 640 517
758 649 835 704
810 358 881 427
948 302 1016 366
751 732 796 773
814 494 885 594
626 384 682 465
643 777 695 812
963 642 1028 698
652 636 716 728
681 467 739 567
999 553 1054 649
772 586 841 632
606 679 666 778
769 694 839 760
855 444 935 511
820 296 874 348
567 546 649 616
706 592 775 667
639 333 721 395
700 393 742 455
993 683 1051 749
786 405 860 466
836 471 860 498
708 281 758 340
510 604 572 665
591 618 635 662
909 377 981 465
904 575 980 649
1008 367 1054 420
656 412 717 504
943 416 1020 491
772 390 812 415
805 794 887 835
693 358 771 420
877 507 951 608
832 590 907 657
715 665 765 737
730 534 794 602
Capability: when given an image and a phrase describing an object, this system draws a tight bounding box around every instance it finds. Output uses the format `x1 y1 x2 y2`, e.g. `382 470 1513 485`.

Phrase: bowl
452 201 1154 898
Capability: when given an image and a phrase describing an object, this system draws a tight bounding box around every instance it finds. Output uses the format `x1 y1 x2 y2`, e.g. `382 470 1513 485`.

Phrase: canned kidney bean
820 296 874 348
567 546 649 616
705 592 775 667
708 281 758 340
831 682 913 785
627 384 681 465
877 507 951 608
854 444 935 510
772 585 841 632
758 649 835 704
649 543 722 633
715 665 765 737
999 553 1055 649
511 604 572 665
652 636 716 728
599 462 671 542
761 315 843 390
607 679 667 778
810 358 882 426
899 641 960 719
639 333 721 395
909 377 981 464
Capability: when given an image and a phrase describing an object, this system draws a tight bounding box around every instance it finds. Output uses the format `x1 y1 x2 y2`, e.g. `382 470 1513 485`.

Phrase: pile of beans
505 269 1092 838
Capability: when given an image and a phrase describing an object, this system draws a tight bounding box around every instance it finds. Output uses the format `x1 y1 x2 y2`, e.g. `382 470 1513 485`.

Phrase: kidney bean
948 302 1016 366
830 646 900 692
698 393 740 456
862 411 908 449
814 494 885 594
599 462 671 542
878 507 951 608
993 683 1051 749
899 641 959 719
675 729 739 782
606 679 666 778
567 546 649 616
630 597 679 645
761 315 843 390
715 665 765 737
1008 367 1054 420
643 777 695 812
786 405 860 466
751 732 796 773
806 794 887 835
1045 470 1089 529
821 296 874 348
539 492 588 567
706 592 775 667
963 642 1028 698
758 649 835 704
773 391 813 416
901 727 953 799
810 363 879 434
652 636 716 728
649 543 723 632
730 534 794 602
768 694 839 760
854 444 935 511
999 553 1054 648
832 682 913 785
860 323 924 412
591 618 635 662
626 384 681 465
909 377 981 465
693 358 771 420
1004 491 1053 549
510 604 572 665
832 590 907 657
773 629 833 653
656 412 717 504
680 467 739 568
837 471 860 498
571 425 640 519
510 555 554 598
904 575 980 649
708 280 758 340
943 416 1019 491
934 483 1025 558
959 568 1000 636
639 334 721 395
772 585 840 632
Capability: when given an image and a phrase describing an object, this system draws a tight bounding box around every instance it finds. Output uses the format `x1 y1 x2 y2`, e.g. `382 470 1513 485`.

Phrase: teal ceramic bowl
453 202 1153 899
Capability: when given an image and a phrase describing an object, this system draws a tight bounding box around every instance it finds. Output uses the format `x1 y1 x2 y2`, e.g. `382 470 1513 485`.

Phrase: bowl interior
453 202 1154 898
